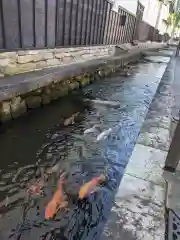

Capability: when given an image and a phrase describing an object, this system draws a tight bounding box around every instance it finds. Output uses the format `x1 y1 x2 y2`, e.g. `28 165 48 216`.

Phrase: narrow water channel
0 57 169 240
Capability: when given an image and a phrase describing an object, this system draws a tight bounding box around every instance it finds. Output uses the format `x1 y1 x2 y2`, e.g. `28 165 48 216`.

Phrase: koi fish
96 128 112 141
64 112 79 126
79 174 106 199
45 173 67 220
85 99 120 108
84 125 101 134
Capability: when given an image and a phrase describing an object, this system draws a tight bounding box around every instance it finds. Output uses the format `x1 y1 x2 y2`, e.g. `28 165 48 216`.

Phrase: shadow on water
0 58 168 240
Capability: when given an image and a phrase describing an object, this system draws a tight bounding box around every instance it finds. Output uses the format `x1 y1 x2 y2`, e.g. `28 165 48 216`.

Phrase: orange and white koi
79 174 106 199
45 173 67 220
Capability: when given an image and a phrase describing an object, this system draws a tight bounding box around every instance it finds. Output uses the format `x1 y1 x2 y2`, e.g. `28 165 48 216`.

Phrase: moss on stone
0 101 12 122
78 76 90 87
25 96 42 109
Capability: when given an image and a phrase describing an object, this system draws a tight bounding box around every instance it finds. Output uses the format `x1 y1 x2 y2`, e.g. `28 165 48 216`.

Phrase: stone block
18 50 40 56
81 54 92 60
79 77 90 87
50 85 68 100
35 61 47 70
41 95 51 105
0 58 11 67
46 59 61 66
68 81 79 91
10 97 27 118
50 90 64 100
0 73 4 78
53 48 67 54
17 55 35 63
0 101 11 122
0 52 17 61
55 52 72 59
1 62 37 75
17 52 53 64
61 56 74 64
25 96 42 109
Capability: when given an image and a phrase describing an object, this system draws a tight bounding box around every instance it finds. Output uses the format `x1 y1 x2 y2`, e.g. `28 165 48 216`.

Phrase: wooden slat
34 0 45 47
119 8 123 43
64 0 71 46
96 0 103 44
85 0 91 45
56 0 65 46
90 0 97 44
109 10 115 44
112 12 118 44
0 0 4 48
76 0 83 45
100 0 107 44
81 0 88 45
2 0 20 49
115 13 121 44
106 9 113 44
93 0 100 44
46 0 56 47
20 0 34 48
70 0 78 45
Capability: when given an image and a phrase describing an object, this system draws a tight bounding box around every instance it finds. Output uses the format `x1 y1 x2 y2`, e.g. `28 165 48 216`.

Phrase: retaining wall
0 46 114 77
0 42 166 123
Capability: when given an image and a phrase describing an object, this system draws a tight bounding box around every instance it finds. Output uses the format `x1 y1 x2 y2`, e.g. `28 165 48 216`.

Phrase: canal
0 56 169 240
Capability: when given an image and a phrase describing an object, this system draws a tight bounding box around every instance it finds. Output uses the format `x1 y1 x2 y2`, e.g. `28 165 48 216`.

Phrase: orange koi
45 173 67 220
79 174 106 199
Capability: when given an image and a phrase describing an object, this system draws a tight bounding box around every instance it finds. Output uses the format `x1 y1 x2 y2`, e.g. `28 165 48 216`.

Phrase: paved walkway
102 50 175 239
164 55 180 240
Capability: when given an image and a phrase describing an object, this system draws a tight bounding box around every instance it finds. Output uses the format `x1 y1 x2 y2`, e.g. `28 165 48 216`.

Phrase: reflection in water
0 59 168 239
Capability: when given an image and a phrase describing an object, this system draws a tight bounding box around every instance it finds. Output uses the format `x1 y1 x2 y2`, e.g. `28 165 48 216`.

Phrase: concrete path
164 55 180 240
102 51 175 239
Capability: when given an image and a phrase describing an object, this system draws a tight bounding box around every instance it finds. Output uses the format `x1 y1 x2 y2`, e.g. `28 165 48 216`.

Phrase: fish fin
56 201 68 213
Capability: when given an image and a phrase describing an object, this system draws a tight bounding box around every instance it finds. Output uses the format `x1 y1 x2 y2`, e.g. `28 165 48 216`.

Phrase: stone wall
0 46 113 77
0 53 141 123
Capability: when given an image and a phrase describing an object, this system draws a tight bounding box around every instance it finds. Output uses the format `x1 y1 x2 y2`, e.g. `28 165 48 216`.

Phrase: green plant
163 12 180 34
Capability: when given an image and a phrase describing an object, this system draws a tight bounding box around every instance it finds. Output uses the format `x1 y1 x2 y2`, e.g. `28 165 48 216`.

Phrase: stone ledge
0 45 114 76
0 43 165 76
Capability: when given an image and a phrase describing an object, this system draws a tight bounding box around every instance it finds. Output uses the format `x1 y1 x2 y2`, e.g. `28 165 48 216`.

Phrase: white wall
141 0 159 27
112 0 138 14
141 0 169 32
112 0 169 33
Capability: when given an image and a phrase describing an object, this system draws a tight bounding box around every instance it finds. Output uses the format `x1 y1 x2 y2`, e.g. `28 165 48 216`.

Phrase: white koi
84 99 120 108
96 128 112 141
84 125 100 134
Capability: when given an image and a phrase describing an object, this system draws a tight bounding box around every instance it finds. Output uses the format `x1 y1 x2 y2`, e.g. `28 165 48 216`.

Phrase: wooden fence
0 0 159 51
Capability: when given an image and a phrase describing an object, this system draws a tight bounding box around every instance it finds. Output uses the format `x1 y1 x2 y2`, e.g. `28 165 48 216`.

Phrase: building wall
140 0 169 33
114 0 169 33
113 0 138 14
